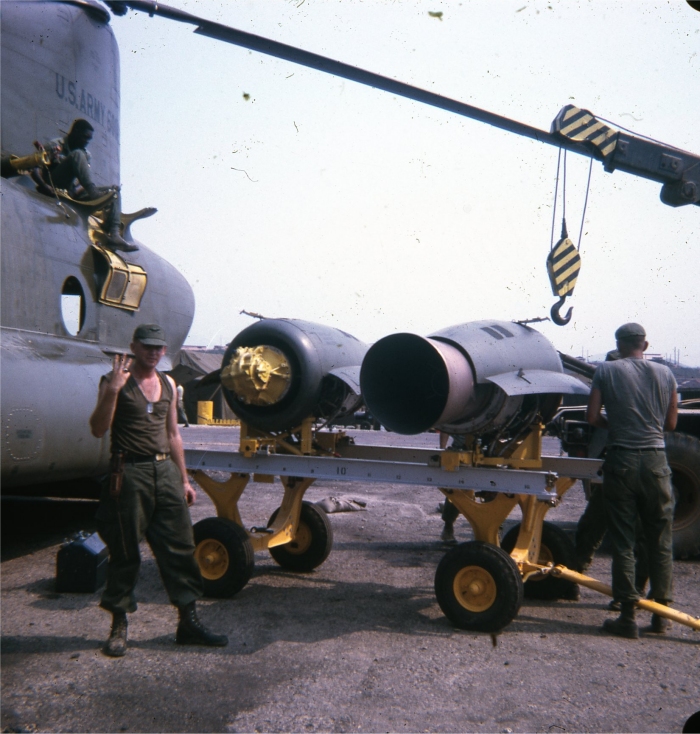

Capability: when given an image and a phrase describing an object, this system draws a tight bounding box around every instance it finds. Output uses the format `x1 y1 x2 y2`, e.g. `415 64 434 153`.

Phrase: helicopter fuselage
1 0 195 493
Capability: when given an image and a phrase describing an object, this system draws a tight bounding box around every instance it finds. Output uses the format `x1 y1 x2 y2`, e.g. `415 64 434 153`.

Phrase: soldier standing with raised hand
587 323 678 639
90 324 227 656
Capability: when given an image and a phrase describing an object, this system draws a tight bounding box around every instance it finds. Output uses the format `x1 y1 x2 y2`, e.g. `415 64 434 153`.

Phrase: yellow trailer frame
187 421 700 633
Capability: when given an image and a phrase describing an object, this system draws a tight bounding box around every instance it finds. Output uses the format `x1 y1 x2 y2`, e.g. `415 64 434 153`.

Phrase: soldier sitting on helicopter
31 118 137 253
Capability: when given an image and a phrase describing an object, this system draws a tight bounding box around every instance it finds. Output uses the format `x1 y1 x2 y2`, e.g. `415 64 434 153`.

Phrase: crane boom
107 1 699 207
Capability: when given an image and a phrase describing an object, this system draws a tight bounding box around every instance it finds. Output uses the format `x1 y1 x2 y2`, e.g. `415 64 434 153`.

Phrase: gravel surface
2 427 698 733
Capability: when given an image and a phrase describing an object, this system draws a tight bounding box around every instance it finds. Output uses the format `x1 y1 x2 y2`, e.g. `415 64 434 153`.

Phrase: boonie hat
614 322 646 340
133 323 167 346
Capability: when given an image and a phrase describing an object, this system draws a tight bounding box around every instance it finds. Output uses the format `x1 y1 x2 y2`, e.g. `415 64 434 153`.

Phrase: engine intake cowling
221 319 368 432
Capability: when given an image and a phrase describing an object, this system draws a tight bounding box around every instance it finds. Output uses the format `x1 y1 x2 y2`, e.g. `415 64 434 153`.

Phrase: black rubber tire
267 501 333 572
434 541 523 632
665 432 700 559
193 517 254 598
500 521 579 600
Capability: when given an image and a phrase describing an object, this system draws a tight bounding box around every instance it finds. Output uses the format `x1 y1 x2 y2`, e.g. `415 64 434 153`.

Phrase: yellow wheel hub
453 565 497 612
537 544 554 564
284 522 312 555
195 539 230 580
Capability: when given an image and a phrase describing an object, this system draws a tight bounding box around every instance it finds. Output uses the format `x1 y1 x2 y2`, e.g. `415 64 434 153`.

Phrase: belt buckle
155 453 168 462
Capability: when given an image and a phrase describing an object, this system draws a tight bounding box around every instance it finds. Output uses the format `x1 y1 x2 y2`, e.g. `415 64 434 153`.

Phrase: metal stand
185 423 699 633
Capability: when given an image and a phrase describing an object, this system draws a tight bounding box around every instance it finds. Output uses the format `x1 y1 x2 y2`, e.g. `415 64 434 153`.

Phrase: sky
110 0 699 364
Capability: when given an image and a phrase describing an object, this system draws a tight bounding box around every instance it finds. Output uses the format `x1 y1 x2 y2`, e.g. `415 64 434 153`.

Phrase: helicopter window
61 277 86 336
104 270 129 302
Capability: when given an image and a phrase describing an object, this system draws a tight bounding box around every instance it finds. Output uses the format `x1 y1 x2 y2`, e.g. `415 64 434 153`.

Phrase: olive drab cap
614 322 646 340
133 324 167 346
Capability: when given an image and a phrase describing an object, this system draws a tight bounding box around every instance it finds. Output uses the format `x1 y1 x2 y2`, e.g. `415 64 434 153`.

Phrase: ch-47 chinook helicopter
2 0 699 502
1 0 194 496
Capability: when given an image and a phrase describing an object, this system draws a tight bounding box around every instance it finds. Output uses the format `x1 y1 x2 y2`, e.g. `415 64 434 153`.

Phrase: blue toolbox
56 531 108 593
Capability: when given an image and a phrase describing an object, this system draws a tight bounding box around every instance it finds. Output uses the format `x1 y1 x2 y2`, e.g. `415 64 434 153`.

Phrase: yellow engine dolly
189 420 336 597
434 426 699 632
185 421 698 632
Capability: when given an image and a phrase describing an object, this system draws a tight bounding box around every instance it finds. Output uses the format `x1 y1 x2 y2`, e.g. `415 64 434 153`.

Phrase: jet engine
220 319 368 432
360 320 588 441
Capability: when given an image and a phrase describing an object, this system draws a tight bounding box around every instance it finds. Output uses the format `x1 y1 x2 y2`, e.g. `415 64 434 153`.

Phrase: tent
168 349 238 422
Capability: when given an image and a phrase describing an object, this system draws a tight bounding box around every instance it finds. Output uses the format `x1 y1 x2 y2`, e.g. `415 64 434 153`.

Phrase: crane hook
550 296 573 326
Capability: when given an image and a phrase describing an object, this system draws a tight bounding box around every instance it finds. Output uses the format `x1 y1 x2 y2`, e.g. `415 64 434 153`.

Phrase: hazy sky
111 0 699 364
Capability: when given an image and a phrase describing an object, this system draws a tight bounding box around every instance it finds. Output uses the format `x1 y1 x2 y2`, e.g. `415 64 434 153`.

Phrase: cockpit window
61 276 86 335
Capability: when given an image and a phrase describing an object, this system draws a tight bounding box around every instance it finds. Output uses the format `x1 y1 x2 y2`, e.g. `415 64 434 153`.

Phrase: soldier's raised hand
107 353 133 391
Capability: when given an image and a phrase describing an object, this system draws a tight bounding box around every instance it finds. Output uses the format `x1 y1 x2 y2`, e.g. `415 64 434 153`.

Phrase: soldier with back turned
586 322 677 638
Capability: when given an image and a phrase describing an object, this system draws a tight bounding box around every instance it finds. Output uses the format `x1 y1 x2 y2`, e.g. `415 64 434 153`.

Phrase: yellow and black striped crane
546 226 581 327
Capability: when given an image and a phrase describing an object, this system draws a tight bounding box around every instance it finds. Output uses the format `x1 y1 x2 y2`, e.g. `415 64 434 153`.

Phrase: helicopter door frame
91 244 147 311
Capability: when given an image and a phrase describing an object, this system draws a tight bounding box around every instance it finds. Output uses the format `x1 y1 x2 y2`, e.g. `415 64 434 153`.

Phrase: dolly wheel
267 501 333 572
435 541 523 632
193 517 254 598
501 521 578 600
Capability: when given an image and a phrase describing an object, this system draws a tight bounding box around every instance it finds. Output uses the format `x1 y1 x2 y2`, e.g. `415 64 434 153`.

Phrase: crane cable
547 150 593 326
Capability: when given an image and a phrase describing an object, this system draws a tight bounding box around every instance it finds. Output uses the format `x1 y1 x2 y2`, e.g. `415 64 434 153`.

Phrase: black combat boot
105 227 139 252
610 577 647 612
103 611 128 657
602 601 639 639
176 602 228 647
440 522 456 544
648 600 672 634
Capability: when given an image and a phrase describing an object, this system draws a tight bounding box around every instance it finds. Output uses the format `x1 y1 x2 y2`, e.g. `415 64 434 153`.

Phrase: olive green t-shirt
106 371 173 455
591 358 676 449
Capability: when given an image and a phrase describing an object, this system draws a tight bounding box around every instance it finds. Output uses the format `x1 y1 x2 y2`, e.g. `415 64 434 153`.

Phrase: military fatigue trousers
49 149 121 231
602 447 674 603
96 458 203 614
575 483 649 593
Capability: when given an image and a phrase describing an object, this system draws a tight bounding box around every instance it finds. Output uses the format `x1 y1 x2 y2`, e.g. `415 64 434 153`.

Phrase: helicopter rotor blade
105 1 590 157
106 1 700 205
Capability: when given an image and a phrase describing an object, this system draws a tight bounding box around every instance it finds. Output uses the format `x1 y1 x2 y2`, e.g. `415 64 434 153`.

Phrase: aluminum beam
185 449 559 499
333 443 603 481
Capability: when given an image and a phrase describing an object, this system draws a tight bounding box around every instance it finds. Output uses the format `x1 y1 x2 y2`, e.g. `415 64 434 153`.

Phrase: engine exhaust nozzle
360 333 475 435
361 320 590 437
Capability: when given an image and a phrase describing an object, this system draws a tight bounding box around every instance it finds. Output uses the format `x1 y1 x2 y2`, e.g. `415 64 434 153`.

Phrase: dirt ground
2 427 698 733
